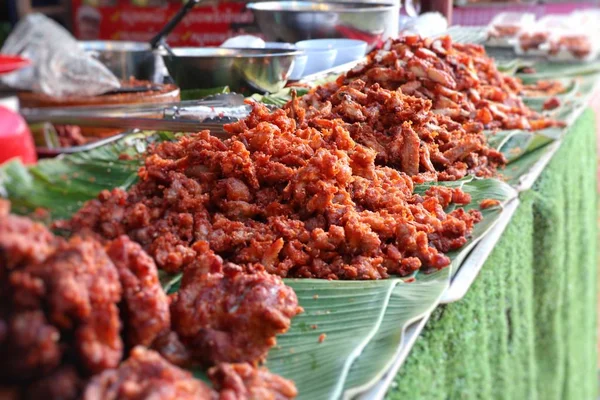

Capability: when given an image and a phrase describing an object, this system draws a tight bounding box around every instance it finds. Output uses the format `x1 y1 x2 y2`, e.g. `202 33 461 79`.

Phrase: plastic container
516 14 599 62
547 30 598 62
296 39 367 66
515 15 570 57
486 12 535 47
0 106 37 165
294 41 338 76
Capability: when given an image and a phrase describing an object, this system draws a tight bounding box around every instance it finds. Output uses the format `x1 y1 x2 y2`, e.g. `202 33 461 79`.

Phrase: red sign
72 0 257 46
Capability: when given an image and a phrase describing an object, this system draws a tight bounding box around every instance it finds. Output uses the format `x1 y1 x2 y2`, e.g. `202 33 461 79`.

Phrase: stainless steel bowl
247 1 398 50
161 47 300 93
79 41 167 82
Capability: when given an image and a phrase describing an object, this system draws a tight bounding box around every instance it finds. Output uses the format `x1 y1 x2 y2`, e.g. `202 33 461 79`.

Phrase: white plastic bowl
293 44 337 76
296 39 367 66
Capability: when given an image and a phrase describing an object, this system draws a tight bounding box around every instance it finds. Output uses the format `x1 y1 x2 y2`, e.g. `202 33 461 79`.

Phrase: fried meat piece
171 249 302 365
0 311 61 382
0 204 57 271
151 331 192 368
25 237 123 374
53 188 129 242
83 347 214 400
210 363 297 400
24 366 83 400
106 236 170 348
0 205 131 400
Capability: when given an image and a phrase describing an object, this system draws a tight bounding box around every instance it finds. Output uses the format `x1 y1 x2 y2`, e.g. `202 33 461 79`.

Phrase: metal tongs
23 93 251 132
24 93 253 156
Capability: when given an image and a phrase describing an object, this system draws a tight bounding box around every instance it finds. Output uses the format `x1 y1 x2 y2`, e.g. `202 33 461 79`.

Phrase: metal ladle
149 0 202 54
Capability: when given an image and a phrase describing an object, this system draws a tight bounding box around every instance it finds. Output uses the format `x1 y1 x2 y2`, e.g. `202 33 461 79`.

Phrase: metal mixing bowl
79 41 166 82
161 47 300 93
247 1 397 50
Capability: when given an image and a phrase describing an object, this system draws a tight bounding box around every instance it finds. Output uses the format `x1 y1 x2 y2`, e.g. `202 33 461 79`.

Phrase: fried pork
61 103 481 278
289 80 505 181
171 244 302 366
209 362 298 400
0 203 123 399
82 347 214 400
339 35 561 131
106 236 171 348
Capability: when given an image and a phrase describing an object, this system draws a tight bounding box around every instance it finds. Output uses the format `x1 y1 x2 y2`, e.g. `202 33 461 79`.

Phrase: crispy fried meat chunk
0 311 62 382
26 237 123 374
106 236 170 348
210 363 297 400
171 248 302 365
0 204 58 271
24 366 83 400
83 347 214 400
62 102 483 278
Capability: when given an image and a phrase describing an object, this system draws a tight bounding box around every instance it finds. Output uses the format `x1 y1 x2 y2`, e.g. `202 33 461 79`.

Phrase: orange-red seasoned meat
171 248 302 365
106 236 171 348
82 347 214 400
210 362 297 400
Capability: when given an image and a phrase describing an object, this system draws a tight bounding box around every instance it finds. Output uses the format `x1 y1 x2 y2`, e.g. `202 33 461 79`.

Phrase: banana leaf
517 61 600 83
341 177 517 398
251 87 310 107
0 132 167 220
180 86 230 101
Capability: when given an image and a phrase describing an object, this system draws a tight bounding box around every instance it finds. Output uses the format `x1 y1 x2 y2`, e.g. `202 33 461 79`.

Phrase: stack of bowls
295 38 367 76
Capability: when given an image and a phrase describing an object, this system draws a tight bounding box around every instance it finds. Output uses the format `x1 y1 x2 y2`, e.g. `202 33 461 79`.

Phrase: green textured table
387 109 598 400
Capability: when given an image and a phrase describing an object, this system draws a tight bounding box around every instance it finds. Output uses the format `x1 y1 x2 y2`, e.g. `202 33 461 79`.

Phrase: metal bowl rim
247 1 396 12
162 47 302 59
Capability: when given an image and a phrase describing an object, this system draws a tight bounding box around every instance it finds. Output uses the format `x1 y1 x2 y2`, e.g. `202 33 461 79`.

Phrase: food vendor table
388 109 598 399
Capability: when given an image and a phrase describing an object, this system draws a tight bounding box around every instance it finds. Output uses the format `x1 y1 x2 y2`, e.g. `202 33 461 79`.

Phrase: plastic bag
1 14 120 98
399 12 448 38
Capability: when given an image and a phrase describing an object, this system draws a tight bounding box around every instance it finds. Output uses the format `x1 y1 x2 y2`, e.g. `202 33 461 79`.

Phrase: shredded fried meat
60 102 482 277
288 80 506 182
337 35 562 131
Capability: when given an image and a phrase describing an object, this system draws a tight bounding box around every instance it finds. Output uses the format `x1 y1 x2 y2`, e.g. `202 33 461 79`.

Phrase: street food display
0 12 589 397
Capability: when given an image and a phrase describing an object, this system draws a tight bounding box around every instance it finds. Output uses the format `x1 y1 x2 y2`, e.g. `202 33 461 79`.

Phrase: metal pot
246 1 398 50
79 40 167 82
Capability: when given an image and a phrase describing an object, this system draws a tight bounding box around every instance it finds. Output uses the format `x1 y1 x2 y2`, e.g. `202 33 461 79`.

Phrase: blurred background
0 0 598 48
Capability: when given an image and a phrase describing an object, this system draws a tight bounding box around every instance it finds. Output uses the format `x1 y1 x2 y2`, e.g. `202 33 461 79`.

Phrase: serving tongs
25 93 252 156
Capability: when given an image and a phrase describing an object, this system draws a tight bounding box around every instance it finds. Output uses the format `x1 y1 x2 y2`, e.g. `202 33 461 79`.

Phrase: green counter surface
388 110 598 400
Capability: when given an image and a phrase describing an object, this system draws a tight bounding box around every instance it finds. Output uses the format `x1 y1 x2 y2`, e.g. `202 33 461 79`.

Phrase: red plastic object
0 55 30 75
0 106 37 165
